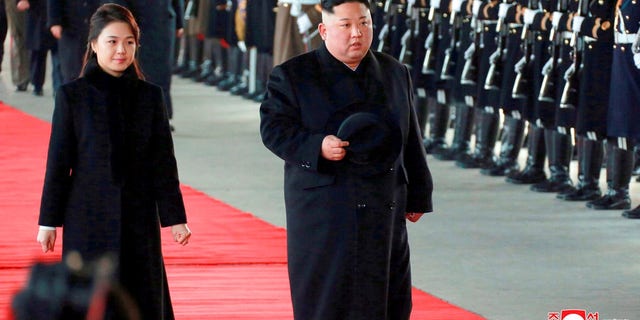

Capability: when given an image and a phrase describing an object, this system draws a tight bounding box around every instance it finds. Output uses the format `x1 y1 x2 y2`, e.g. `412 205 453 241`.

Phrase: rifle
538 0 566 103
421 1 440 74
559 0 587 109
460 0 480 85
377 0 393 53
512 0 539 99
441 1 463 80
484 0 511 90
399 2 416 66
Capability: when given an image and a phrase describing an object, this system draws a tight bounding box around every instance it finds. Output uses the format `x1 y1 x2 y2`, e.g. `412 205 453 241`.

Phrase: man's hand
171 223 192 246
405 212 424 222
16 0 29 11
37 229 56 253
321 135 349 161
50 25 63 39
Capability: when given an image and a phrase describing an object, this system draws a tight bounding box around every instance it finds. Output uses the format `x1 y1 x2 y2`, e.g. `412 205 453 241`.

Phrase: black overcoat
39 60 187 320
24 0 56 51
260 44 433 320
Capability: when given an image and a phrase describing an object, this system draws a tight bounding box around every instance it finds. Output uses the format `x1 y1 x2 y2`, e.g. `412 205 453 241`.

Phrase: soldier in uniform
480 0 529 176
556 0 615 202
623 12 640 217
272 0 322 67
6 0 30 90
588 0 639 216
434 0 477 162
455 0 502 170
528 0 580 194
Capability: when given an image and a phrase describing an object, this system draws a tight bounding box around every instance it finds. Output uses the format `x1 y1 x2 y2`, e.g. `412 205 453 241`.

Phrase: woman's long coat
39 61 187 320
260 44 433 320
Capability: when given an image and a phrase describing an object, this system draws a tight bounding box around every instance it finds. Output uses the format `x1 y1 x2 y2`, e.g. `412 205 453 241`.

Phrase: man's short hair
321 0 371 13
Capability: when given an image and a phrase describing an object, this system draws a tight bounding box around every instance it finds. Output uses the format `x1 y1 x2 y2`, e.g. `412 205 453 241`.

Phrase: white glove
632 32 640 54
464 42 476 59
489 50 500 64
572 15 584 32
551 11 563 29
541 57 553 75
523 8 538 25
289 3 302 17
472 0 482 17
408 0 416 6
498 3 511 19
452 0 464 13
563 63 575 80
424 32 434 48
296 13 313 34
634 53 640 69
430 0 441 10
237 41 247 53
514 56 527 73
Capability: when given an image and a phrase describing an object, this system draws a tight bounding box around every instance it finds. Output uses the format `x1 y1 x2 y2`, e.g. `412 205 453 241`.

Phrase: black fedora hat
335 111 402 176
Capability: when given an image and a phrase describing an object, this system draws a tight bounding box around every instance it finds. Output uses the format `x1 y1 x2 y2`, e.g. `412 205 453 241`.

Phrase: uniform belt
615 32 637 44
560 31 573 40
583 36 596 43
482 20 498 25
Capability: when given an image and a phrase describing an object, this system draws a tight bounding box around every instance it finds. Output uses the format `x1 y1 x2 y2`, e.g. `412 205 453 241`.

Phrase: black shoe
480 159 519 177
16 83 28 92
622 205 640 219
556 185 602 201
530 177 574 193
505 167 547 184
586 192 631 210
33 89 44 96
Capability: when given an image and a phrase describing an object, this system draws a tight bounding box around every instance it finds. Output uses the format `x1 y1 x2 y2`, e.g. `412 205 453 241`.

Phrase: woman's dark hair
321 0 371 13
80 3 144 79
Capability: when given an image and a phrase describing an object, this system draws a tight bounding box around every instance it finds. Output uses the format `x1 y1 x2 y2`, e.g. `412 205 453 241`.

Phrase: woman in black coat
37 4 191 319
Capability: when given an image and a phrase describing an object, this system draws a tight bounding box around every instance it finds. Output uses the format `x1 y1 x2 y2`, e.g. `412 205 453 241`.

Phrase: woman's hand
171 223 192 246
37 229 56 252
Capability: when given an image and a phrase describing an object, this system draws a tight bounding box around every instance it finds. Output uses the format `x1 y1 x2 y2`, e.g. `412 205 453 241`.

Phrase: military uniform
272 0 322 67
557 0 615 202
590 0 640 217
455 0 502 170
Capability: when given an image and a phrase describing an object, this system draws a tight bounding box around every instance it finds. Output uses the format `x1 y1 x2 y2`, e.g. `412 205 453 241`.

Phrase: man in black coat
260 1 433 319
47 0 101 84
109 0 185 123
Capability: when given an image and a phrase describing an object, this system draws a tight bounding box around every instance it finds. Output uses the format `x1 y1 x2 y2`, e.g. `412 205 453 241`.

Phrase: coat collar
315 43 389 111
82 57 139 91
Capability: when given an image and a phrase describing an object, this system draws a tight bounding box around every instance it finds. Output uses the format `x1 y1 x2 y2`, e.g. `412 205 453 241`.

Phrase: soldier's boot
414 95 429 139
586 142 632 210
196 59 213 82
423 100 450 155
181 60 199 79
633 143 640 176
480 115 525 176
434 103 474 161
557 137 603 201
530 130 574 193
505 123 547 184
217 73 240 91
455 108 499 169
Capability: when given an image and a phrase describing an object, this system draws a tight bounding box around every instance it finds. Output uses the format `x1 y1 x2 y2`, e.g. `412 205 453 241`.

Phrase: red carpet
0 102 484 319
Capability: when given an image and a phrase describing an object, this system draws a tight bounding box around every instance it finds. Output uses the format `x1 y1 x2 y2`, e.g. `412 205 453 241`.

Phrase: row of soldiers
371 0 640 219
